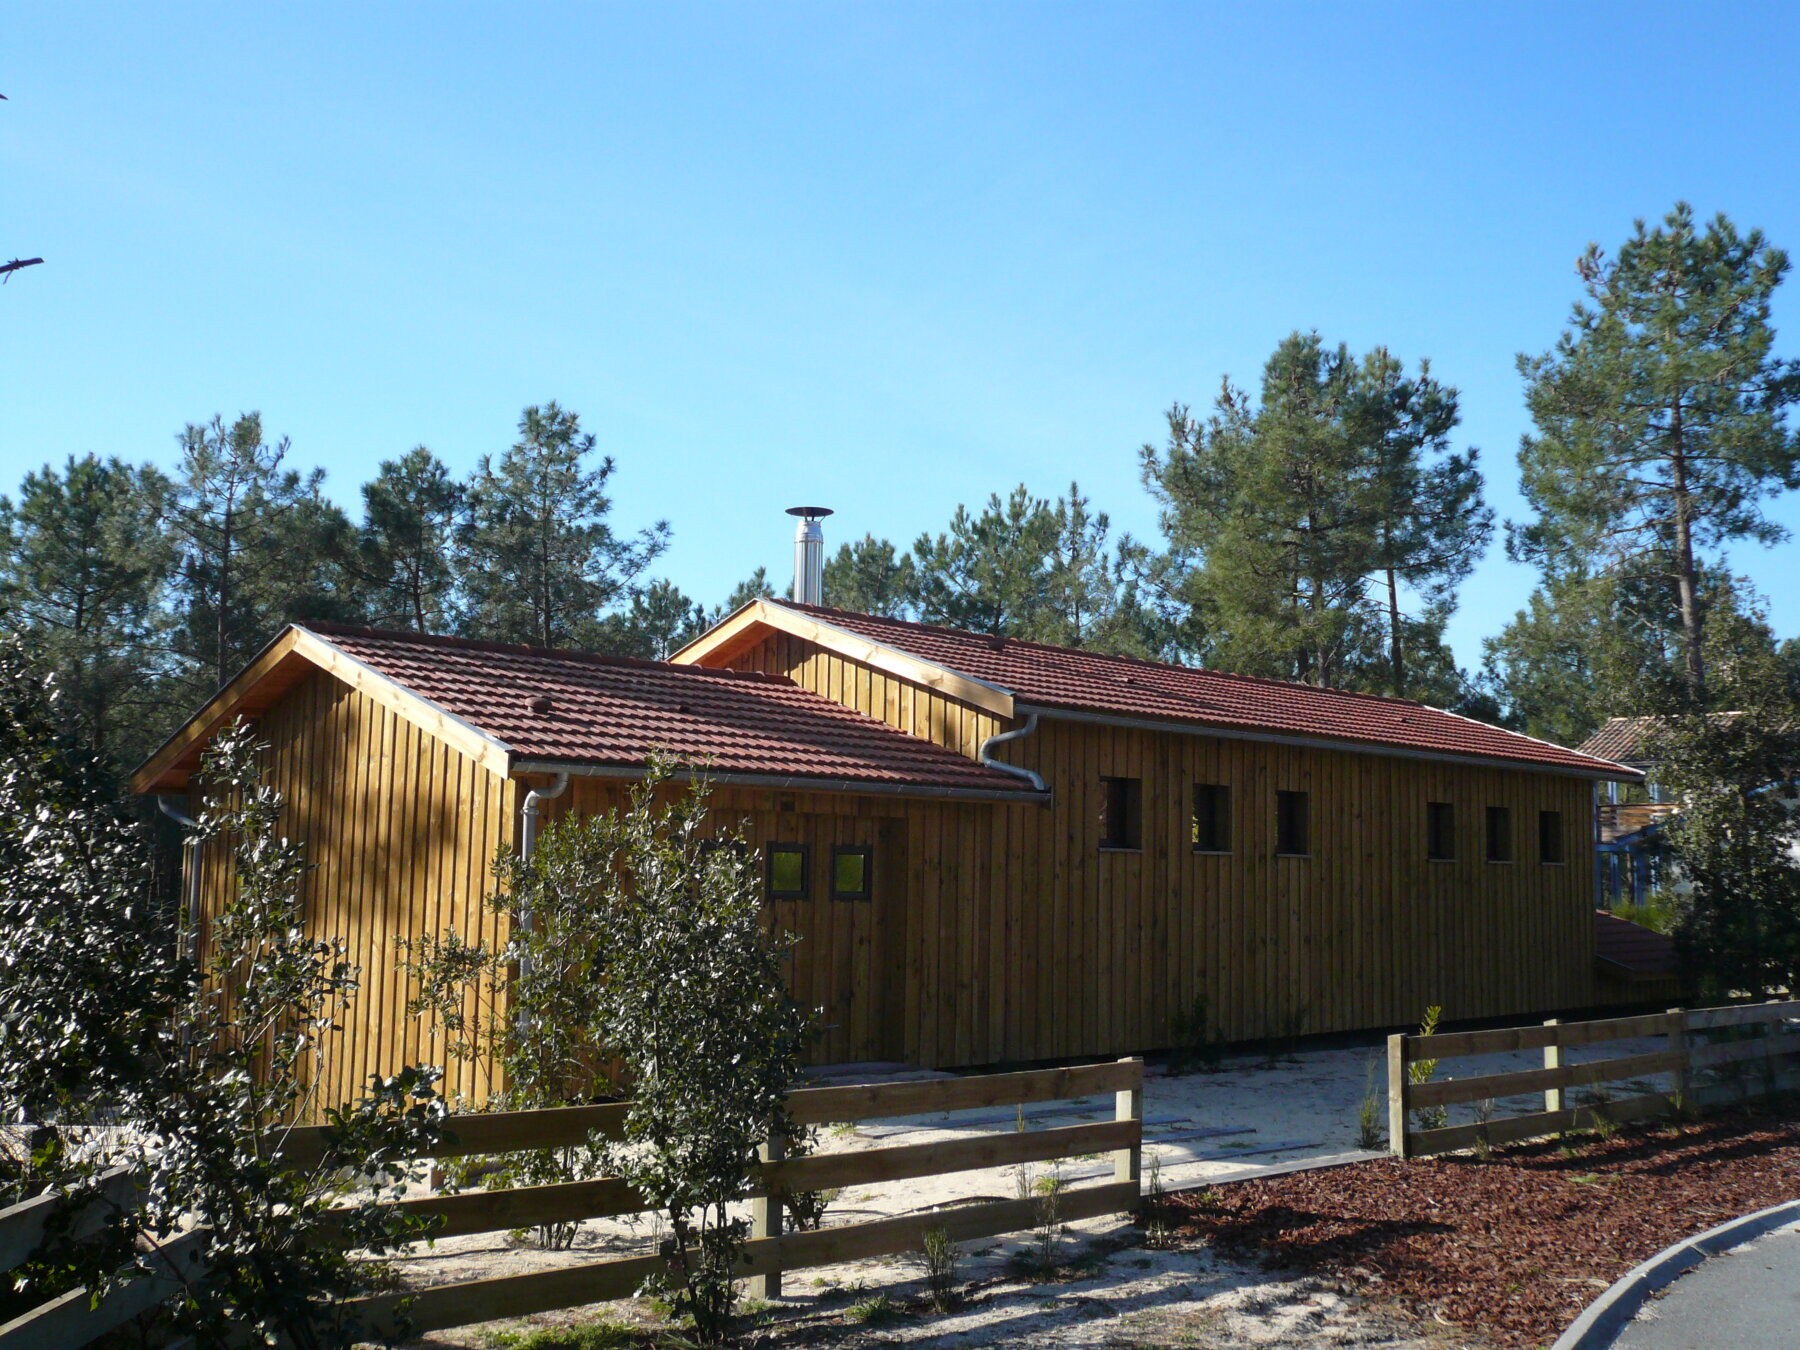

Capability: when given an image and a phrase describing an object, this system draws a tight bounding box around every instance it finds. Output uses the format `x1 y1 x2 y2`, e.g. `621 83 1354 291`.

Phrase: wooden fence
0 1058 1143 1347
1388 999 1800 1159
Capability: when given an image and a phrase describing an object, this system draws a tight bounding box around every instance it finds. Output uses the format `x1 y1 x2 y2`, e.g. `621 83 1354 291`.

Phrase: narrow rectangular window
1192 783 1231 853
766 843 810 900
831 845 872 901
1427 802 1456 861
1486 806 1513 863
1275 790 1309 857
1100 776 1142 850
1539 810 1565 865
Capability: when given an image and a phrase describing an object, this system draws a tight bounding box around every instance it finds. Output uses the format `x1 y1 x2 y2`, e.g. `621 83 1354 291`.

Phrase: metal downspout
516 773 570 1006
157 797 201 962
979 714 1047 793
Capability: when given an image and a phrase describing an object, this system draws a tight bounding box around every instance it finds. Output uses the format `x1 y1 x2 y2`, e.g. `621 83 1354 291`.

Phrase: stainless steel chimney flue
786 506 832 606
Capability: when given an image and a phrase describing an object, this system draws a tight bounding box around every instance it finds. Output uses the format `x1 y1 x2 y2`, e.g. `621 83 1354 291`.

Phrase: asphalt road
1614 1221 1800 1350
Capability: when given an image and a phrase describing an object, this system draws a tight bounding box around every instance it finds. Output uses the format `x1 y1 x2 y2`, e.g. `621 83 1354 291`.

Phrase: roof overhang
1016 703 1647 782
510 758 1047 804
129 625 516 794
671 599 1017 720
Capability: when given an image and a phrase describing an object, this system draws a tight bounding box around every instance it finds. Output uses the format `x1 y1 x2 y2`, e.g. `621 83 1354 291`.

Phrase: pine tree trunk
1669 403 1707 699
1386 565 1404 697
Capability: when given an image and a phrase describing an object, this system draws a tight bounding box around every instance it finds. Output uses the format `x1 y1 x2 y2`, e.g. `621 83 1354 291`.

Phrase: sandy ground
393 1031 1683 1348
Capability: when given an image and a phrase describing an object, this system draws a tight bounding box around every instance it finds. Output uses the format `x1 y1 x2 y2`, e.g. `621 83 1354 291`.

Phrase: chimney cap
785 505 834 520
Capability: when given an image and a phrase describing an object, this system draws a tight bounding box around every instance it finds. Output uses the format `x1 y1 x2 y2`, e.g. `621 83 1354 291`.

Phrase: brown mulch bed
1163 1102 1800 1349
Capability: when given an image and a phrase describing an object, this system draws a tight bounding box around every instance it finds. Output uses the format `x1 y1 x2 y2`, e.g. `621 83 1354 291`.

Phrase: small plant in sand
1033 1165 1066 1271
1355 1057 1384 1150
1471 1097 1496 1161
1140 1150 1173 1248
1408 1004 1449 1131
920 1225 960 1311
1584 1083 1619 1143
847 1292 903 1326
1169 994 1224 1074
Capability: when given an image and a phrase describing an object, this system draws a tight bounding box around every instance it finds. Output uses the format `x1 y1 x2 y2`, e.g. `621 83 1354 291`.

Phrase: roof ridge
777 601 1433 708
300 622 793 687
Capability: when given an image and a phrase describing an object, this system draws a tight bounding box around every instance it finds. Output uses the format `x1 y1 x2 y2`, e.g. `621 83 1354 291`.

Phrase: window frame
830 844 874 902
765 842 811 900
1191 782 1232 854
1099 775 1143 852
1275 789 1310 858
1426 801 1456 862
1485 806 1514 864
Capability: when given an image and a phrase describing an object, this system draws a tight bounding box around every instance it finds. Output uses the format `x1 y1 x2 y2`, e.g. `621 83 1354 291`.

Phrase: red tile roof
1594 910 1679 977
307 624 1042 797
770 603 1638 778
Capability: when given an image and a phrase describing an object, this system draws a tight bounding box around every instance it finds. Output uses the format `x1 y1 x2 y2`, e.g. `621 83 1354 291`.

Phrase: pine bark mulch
1162 1102 1800 1349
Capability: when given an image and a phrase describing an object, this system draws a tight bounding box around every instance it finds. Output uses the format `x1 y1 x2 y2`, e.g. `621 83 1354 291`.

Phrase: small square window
1486 806 1513 863
1192 783 1231 852
1100 776 1142 850
1427 802 1456 861
1539 810 1565 865
1276 790 1309 857
766 843 810 900
831 846 872 901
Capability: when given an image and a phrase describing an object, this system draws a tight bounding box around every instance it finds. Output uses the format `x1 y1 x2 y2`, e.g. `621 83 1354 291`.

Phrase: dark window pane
1539 810 1564 864
1486 806 1513 862
832 846 871 901
1100 776 1142 850
1192 783 1231 852
766 844 809 899
1427 802 1456 861
1276 790 1309 856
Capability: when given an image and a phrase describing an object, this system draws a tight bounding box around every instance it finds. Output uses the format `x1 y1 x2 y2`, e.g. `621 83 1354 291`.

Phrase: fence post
1387 1033 1411 1160
751 1124 785 1299
1113 1057 1143 1188
1668 1007 1690 1112
1543 1019 1563 1114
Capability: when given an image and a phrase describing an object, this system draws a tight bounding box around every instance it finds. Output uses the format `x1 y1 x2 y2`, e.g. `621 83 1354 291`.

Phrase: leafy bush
0 637 444 1350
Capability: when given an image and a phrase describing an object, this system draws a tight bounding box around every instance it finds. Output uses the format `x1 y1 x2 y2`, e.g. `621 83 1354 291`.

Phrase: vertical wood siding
193 669 516 1112
728 632 1605 1065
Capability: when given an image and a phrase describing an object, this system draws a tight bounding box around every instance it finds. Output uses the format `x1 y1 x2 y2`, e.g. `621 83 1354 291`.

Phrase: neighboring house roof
1578 712 1746 766
1593 909 1680 979
131 623 1048 802
677 600 1643 780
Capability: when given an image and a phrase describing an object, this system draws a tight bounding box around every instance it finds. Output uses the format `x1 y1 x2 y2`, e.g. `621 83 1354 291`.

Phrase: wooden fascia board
288 629 515 779
130 627 308 794
129 626 515 794
673 600 1016 719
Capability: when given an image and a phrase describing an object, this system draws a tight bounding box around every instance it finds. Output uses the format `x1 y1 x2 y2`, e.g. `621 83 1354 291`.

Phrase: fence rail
1 1058 1144 1347
1388 999 1800 1159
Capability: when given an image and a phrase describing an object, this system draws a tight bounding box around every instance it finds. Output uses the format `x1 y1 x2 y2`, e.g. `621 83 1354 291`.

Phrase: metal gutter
1015 704 1642 782
509 759 1047 804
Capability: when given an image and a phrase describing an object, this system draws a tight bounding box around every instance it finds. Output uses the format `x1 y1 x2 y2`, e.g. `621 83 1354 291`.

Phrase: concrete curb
1551 1197 1800 1350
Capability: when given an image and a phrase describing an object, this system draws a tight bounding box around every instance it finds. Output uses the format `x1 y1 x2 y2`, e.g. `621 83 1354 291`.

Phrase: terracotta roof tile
305 624 1040 797
773 603 1637 778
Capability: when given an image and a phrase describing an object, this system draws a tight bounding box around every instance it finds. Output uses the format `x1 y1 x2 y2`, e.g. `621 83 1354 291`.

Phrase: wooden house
133 603 1667 1109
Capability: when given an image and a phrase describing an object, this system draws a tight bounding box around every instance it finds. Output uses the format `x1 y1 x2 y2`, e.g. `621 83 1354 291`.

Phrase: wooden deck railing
0 1058 1144 1346
1387 1000 1800 1159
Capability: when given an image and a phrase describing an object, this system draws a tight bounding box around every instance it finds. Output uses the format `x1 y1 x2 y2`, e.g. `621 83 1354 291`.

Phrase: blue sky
5 2 1799 672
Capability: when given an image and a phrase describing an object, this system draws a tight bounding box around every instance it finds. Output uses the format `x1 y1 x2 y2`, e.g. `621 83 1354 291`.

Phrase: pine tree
908 486 1059 636
1515 203 1800 700
822 536 914 618
1142 333 1385 687
1355 349 1493 699
164 413 359 696
0 455 175 772
355 446 461 632
457 403 670 648
595 578 708 660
